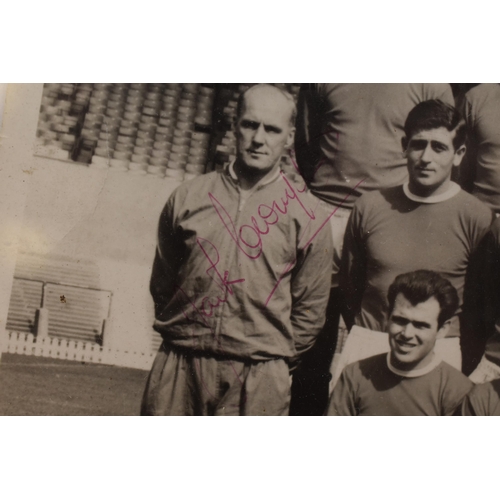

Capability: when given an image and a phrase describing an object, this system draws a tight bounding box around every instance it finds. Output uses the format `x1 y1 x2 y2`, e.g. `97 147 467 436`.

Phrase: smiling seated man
332 100 494 390
327 270 473 416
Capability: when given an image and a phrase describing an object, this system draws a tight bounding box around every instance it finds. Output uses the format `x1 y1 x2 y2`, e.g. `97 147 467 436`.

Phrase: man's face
404 127 465 197
388 293 447 371
235 87 295 175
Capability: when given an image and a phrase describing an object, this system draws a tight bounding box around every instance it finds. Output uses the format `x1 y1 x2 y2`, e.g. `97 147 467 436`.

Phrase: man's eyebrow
265 124 283 133
390 314 432 329
409 138 449 149
430 140 449 149
390 314 408 322
413 320 432 328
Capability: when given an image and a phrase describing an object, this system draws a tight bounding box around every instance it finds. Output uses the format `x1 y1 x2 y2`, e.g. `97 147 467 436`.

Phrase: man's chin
241 162 274 175
391 353 417 371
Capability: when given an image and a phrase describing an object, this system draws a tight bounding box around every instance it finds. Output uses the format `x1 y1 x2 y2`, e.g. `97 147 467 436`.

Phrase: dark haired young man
332 100 494 389
327 270 473 416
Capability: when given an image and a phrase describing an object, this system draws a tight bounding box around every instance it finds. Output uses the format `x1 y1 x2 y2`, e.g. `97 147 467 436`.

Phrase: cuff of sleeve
469 355 500 384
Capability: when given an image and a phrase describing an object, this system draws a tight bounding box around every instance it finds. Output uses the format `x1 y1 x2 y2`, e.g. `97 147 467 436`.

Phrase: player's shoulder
177 170 219 193
354 185 402 212
342 353 393 388
350 353 388 375
438 361 474 388
161 171 221 219
455 187 487 207
454 189 493 220
169 170 220 202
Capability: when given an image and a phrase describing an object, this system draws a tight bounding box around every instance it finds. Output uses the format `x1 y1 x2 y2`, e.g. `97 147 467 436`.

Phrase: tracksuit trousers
141 343 291 416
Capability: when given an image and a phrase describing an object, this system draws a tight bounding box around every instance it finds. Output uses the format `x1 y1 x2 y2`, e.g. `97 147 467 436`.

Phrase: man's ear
401 137 408 158
436 319 451 339
452 144 466 167
285 127 296 150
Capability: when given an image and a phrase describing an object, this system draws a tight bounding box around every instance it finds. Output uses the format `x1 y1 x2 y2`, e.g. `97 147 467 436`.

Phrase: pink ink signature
264 177 365 306
175 236 245 322
208 171 316 261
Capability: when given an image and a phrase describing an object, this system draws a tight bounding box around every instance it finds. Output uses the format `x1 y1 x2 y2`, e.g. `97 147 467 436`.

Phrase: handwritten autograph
208 171 315 261
264 176 365 306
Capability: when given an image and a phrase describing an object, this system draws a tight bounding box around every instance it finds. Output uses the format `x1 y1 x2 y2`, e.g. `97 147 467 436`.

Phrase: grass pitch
0 353 149 415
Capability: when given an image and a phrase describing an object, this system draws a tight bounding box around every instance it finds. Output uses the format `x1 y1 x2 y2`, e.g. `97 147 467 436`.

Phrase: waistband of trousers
161 340 287 365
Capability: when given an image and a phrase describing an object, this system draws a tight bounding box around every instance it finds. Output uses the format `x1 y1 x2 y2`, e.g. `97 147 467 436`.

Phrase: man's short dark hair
404 99 466 150
235 84 297 127
387 270 459 329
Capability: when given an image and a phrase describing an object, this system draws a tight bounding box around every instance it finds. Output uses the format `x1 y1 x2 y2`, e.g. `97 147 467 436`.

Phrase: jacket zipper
212 182 248 346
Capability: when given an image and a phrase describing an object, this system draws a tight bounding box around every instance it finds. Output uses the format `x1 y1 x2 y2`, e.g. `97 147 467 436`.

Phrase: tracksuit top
150 163 334 362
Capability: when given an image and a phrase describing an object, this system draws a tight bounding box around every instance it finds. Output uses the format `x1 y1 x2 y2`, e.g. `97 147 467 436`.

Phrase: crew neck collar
403 181 461 204
386 351 442 378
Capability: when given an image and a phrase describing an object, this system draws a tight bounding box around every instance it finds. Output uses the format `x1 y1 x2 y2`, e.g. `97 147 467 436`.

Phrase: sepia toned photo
1 83 499 416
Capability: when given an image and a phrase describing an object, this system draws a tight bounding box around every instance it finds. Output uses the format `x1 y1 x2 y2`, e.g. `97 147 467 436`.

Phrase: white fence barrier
1 331 155 371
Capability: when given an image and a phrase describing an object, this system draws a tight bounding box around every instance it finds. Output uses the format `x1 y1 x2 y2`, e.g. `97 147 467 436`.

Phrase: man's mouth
248 150 266 156
395 339 417 353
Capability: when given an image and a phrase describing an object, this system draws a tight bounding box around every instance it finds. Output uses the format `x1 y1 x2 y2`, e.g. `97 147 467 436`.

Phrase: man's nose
420 144 433 163
399 324 415 339
252 124 266 144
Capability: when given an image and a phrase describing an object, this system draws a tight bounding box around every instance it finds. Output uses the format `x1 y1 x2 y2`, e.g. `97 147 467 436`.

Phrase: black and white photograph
2 82 500 417
1 4 498 498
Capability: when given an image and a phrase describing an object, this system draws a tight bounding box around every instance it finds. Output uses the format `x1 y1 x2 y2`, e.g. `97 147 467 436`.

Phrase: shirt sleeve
442 369 474 416
461 391 478 416
339 202 367 330
289 202 334 361
149 193 184 320
294 83 328 184
461 383 492 416
326 367 358 416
